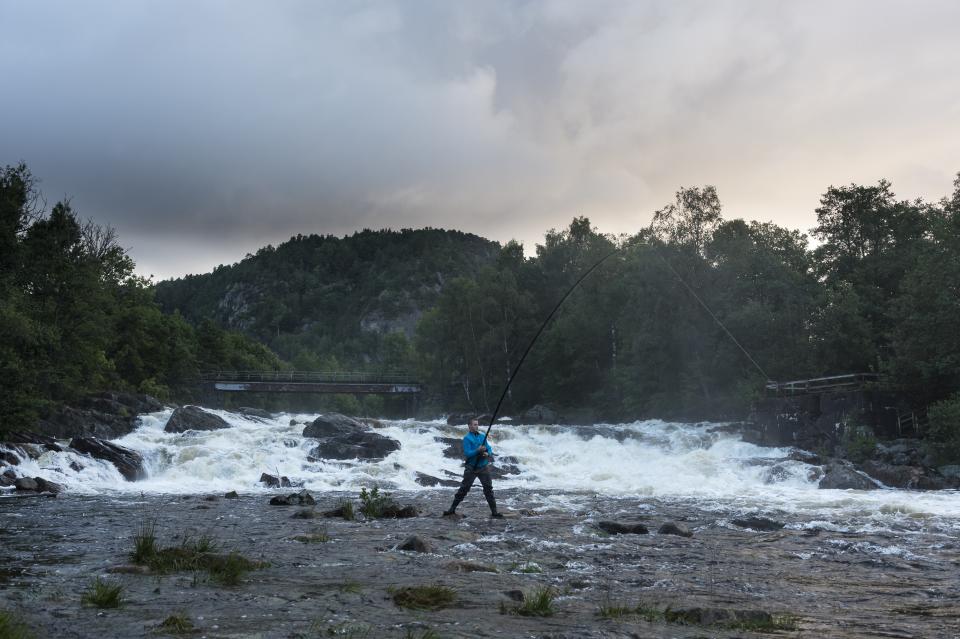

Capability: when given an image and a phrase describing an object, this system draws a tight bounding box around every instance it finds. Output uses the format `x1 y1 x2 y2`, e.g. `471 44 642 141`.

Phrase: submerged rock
658 521 693 537
69 437 146 481
664 607 774 626
731 516 784 531
164 406 231 433
597 521 649 535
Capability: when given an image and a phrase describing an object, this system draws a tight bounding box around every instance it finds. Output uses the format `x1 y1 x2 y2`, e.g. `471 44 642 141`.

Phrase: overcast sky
2 1 958 279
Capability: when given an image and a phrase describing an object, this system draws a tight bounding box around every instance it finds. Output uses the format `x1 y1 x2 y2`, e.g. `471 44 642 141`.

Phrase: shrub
338 499 355 521
927 393 960 462
842 423 877 463
359 486 393 519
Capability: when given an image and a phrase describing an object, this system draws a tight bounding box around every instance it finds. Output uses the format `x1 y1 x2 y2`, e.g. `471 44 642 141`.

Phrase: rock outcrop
818 463 879 490
69 437 147 481
303 413 400 461
164 406 231 433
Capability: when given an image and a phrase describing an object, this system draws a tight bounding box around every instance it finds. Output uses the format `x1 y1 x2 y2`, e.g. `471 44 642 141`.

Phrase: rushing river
5 408 960 537
3 409 960 638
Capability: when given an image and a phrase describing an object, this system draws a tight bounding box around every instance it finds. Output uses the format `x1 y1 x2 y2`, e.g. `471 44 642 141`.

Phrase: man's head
468 418 479 433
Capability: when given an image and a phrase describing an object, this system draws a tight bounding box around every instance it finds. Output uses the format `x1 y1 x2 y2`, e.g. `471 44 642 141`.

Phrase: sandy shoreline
1 489 959 638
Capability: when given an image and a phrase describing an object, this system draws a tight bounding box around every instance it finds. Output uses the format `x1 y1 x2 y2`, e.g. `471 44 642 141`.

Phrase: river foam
6 408 960 533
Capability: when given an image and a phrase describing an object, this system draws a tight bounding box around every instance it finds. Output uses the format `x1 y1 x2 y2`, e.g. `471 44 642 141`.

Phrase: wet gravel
1 489 959 638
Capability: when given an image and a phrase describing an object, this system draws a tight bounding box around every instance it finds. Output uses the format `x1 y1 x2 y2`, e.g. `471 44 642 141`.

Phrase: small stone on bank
395 535 432 553
597 521 649 535
658 521 693 537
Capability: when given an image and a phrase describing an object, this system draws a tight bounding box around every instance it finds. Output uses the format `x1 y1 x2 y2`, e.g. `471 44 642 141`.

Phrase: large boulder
302 413 367 438
859 460 950 490
15 476 65 494
521 404 558 424
69 437 147 481
33 392 160 440
303 414 400 461
818 463 879 490
164 406 231 433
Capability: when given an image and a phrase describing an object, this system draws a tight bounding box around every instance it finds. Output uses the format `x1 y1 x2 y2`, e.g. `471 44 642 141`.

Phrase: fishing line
471 234 772 458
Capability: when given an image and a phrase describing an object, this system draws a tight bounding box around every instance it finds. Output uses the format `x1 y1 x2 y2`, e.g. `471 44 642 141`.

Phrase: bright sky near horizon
2 1 958 280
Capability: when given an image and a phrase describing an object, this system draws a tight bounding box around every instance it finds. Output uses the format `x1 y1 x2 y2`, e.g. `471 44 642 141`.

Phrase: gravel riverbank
2 489 958 638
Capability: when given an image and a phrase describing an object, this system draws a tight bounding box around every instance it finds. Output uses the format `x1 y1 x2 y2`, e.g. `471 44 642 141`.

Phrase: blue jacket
463 431 493 469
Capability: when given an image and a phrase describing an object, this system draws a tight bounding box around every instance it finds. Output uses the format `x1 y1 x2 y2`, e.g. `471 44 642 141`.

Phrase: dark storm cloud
2 1 959 278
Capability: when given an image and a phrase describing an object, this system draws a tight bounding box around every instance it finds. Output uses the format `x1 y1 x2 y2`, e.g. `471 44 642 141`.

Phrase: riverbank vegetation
3 161 960 451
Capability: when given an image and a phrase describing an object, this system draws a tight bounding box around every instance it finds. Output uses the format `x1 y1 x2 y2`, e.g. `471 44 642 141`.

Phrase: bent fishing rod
469 247 619 467
468 236 772 466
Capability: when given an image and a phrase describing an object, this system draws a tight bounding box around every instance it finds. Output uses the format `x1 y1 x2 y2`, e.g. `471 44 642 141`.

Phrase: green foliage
80 578 125 608
131 520 158 563
0 163 283 428
842 424 878 464
0 610 34 639
390 585 457 610
926 393 960 462
358 486 393 519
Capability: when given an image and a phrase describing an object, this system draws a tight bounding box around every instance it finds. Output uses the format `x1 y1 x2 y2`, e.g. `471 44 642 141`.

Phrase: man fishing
443 418 504 518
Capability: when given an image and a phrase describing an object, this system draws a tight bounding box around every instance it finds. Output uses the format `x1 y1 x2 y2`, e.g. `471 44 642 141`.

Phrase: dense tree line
0 164 280 434
416 176 960 456
4 162 960 457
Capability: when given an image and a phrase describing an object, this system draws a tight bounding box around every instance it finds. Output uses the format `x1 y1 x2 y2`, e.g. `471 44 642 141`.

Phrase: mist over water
6 408 960 535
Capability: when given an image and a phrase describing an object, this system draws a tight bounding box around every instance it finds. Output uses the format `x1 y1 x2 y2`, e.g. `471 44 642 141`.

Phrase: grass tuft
293 527 330 543
0 610 34 639
508 561 542 574
130 526 265 586
338 499 355 521
81 577 124 608
131 520 158 564
156 612 194 634
511 586 555 617
391 585 457 611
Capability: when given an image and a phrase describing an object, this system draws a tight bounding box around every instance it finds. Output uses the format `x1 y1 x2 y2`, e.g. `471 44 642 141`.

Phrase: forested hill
154 229 500 369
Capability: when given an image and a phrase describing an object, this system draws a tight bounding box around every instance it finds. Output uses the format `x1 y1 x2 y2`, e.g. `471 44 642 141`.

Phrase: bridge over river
198 370 422 395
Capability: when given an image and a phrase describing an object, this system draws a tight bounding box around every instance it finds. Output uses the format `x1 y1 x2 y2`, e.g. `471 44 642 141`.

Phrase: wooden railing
765 373 879 396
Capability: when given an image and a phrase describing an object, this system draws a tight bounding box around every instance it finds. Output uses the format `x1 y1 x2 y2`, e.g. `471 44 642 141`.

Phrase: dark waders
447 464 498 515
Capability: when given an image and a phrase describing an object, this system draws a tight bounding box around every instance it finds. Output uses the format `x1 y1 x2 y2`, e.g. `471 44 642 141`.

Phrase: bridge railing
765 373 879 396
198 370 419 384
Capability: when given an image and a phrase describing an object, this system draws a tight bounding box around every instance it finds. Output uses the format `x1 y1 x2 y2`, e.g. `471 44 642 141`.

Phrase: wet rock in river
224 490 239 499
415 472 460 488
259 473 294 488
731 516 784 531
859 460 950 490
303 413 400 461
69 437 146 481
15 476 65 494
269 490 316 506
164 405 231 433
238 406 272 419
394 535 432 553
597 521 649 535
0 446 23 466
1 470 18 487
658 521 693 537
445 560 497 573
664 607 774 626
818 463 879 490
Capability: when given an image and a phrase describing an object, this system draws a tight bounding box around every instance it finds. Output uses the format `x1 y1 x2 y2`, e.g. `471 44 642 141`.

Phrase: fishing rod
469 234 772 465
470 246 620 466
